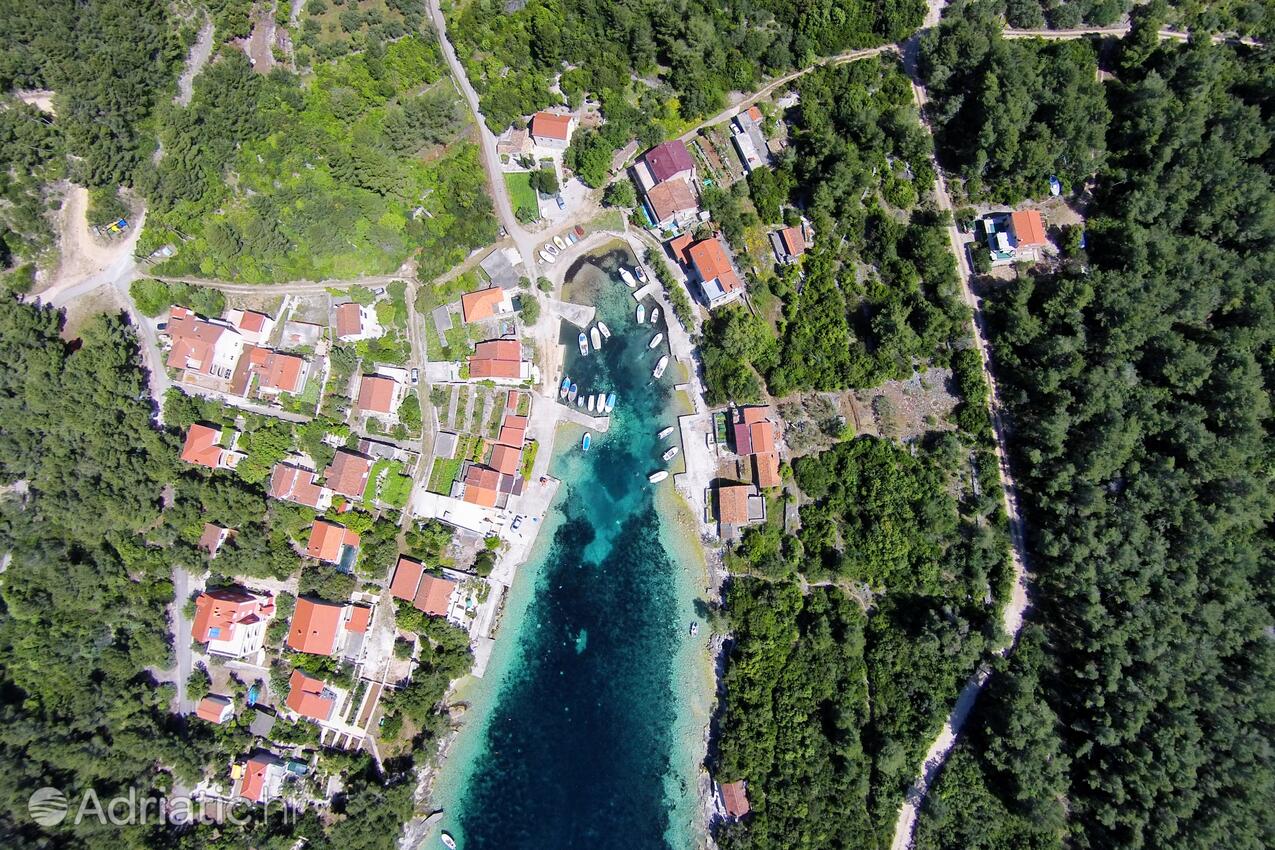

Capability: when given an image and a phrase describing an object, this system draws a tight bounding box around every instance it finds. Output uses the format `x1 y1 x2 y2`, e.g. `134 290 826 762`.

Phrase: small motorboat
653 355 669 379
441 832 457 850
566 233 578 245
590 326 602 350
582 433 592 451
574 224 585 237
648 470 668 483
648 332 664 350
539 250 555 264
559 377 570 399
689 622 699 636
636 303 646 323
587 394 596 412
576 395 584 407
650 307 660 324
658 426 675 440
663 446 679 461
578 332 589 356
636 266 649 282
545 242 560 256
568 382 578 402
554 235 567 251
620 267 637 287
604 392 616 413
598 321 611 340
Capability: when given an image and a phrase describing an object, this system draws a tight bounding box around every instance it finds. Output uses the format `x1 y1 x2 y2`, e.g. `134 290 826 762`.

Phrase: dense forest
914 22 1275 850
0 301 462 849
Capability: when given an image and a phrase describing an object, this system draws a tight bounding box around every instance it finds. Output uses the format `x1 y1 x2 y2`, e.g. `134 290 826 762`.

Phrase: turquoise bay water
436 248 708 849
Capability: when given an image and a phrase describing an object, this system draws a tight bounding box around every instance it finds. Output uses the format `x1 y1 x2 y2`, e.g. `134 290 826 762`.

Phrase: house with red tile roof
199 522 233 557
226 309 275 345
635 140 696 191
734 406 783 489
163 309 245 383
269 464 333 510
180 424 244 470
719 780 751 818
644 178 700 231
355 375 403 418
717 480 766 537
238 752 286 803
286 598 367 657
770 223 809 265
195 694 235 724
305 520 361 564
497 412 528 448
192 588 275 658
684 236 743 307
324 450 373 500
413 574 457 617
529 111 575 149
248 347 308 395
334 301 384 341
981 208 1049 265
460 287 512 324
668 233 695 265
488 442 522 476
390 556 427 601
1010 210 1046 247
285 669 337 722
468 339 528 382
461 464 502 507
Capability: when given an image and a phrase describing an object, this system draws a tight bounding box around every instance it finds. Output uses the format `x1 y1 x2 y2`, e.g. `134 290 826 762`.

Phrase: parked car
511 515 524 531
410 368 419 384
555 195 565 210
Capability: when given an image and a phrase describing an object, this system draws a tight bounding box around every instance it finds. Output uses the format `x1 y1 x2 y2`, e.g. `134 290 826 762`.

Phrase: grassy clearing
505 172 539 222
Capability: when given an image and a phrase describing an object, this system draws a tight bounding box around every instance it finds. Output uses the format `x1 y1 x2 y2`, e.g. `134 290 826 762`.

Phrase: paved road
171 565 194 713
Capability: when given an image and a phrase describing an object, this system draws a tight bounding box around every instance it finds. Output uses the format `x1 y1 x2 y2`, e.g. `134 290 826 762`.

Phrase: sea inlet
434 246 712 849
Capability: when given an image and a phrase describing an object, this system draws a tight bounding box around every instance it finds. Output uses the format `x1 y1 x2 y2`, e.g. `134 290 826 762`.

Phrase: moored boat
604 392 616 413
636 303 646 323
568 382 578 401
648 470 668 483
582 433 592 451
578 332 589 356
662 446 679 461
577 395 584 407
559 377 570 399
650 307 660 324
619 267 637 287
689 622 699 636
598 321 611 339
653 355 669 379
636 265 648 282
587 394 596 412
539 250 555 264
441 833 457 850
554 235 567 250
658 426 674 440
648 332 663 350
590 326 601 350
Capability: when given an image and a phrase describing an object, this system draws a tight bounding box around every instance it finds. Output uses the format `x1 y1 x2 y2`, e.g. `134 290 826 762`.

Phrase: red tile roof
644 140 695 183
720 780 750 818
346 604 372 633
286 669 336 721
356 375 397 414
754 451 781 488
256 351 305 393
236 310 269 333
718 484 752 525
414 574 456 617
646 179 698 223
687 238 742 294
461 288 506 323
741 406 771 425
181 424 226 468
530 111 573 141
324 450 372 499
469 339 523 379
488 443 522 476
390 557 426 601
463 464 501 507
749 420 775 455
497 413 528 448
505 390 519 411
269 464 327 508
779 225 806 256
305 520 360 563
195 695 234 724
732 421 753 456
287 598 345 655
668 233 695 264
199 522 230 556
746 105 762 122
240 754 279 803
192 588 274 644
474 339 521 360
1010 210 1046 247
166 314 227 374
335 302 363 338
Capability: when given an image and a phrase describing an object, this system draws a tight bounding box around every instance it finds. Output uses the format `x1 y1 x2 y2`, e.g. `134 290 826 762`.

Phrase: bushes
129 278 226 318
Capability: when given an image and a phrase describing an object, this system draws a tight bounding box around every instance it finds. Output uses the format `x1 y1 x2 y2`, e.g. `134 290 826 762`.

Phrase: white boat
441 833 457 850
650 307 660 324
636 303 646 323
568 382 578 401
598 321 611 340
620 267 637 287
648 332 663 350
636 266 649 282
559 377 570 399
539 250 555 264
578 332 589 356
604 392 616 413
689 622 699 636
653 355 669 379
658 426 675 440
545 242 560 256
663 446 679 461
576 395 584 407
554 235 567 251
587 394 596 412
590 326 602 350
648 470 668 483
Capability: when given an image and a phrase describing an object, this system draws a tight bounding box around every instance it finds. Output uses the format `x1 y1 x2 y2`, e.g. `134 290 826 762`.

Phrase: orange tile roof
236 310 269 333
256 351 305 393
390 557 426 600
687 238 742 294
335 302 363 338
746 105 762 122
166 314 227 373
469 339 523 379
414 574 456 617
269 464 326 508
199 522 230 555
461 287 506 323
497 424 526 448
346 604 372 633
1010 210 1046 247
462 464 501 507
192 588 274 643
287 598 345 655
305 520 360 563
754 451 781 488
505 390 519 411
488 443 522 475
721 780 750 818
285 669 336 721
356 375 397 414
749 420 775 454
325 450 372 499
195 695 233 724
668 233 694 264
530 111 573 140
474 339 521 360
718 483 752 525
780 225 806 256
741 406 771 424
646 179 698 223
240 754 279 803
181 424 225 468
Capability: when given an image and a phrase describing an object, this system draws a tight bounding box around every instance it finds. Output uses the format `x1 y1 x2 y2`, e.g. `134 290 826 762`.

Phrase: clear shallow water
440 250 704 850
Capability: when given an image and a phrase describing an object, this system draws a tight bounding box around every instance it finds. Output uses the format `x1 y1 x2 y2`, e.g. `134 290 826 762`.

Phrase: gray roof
249 707 276 738
435 431 459 460
479 248 521 289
